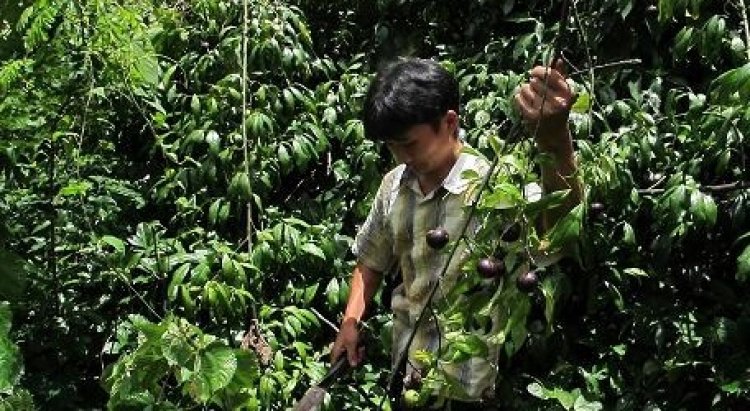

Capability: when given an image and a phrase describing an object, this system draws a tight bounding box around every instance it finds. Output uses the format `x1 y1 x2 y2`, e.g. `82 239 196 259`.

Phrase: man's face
386 111 459 177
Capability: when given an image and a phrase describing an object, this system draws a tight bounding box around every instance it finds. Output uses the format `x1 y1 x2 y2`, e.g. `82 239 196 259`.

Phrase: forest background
1 0 750 409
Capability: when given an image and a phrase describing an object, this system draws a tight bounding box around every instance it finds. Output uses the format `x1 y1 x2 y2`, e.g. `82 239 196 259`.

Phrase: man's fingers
529 75 569 98
520 84 537 105
330 342 343 363
529 65 563 82
346 343 358 366
514 94 536 123
553 57 567 78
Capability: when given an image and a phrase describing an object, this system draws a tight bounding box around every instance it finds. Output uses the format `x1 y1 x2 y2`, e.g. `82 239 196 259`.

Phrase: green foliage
104 315 258 409
1 0 750 409
0 302 35 410
0 251 26 302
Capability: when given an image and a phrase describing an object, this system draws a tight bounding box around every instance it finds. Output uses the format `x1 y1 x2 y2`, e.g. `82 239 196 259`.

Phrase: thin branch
637 180 750 195
242 0 253 254
114 270 163 321
310 307 339 333
738 0 750 61
569 59 642 77
571 0 595 142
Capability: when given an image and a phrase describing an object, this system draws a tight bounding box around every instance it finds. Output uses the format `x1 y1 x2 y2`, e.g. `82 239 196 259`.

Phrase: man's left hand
514 58 576 153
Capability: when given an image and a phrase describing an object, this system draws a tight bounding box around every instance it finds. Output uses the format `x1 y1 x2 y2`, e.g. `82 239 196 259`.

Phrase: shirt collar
398 148 486 198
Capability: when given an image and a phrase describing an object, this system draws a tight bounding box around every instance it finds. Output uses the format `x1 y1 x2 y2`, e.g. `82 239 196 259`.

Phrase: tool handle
318 353 351 388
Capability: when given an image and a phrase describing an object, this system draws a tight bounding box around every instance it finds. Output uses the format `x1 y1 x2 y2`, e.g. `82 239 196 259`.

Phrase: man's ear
444 110 459 136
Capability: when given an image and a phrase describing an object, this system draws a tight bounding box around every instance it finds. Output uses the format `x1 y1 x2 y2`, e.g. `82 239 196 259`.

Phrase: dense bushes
0 0 749 409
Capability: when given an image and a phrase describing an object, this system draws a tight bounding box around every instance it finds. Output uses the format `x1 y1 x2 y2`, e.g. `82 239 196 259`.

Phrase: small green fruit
403 389 421 408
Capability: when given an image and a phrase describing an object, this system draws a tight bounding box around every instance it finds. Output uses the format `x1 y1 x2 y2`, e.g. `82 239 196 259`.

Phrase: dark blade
292 355 351 411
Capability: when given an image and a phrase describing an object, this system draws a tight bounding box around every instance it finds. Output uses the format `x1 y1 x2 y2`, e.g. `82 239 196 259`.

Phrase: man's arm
515 59 582 230
331 262 382 366
538 129 582 230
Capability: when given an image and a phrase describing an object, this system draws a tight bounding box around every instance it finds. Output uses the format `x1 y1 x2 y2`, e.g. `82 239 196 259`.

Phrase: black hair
362 57 459 142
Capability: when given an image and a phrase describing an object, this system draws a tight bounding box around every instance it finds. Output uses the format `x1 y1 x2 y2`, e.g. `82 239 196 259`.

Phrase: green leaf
548 387 578 409
303 284 318 304
325 278 339 308
205 130 220 153
278 144 291 171
101 235 125 253
0 250 25 301
571 92 591 113
738 244 750 281
573 394 603 411
446 333 488 363
527 382 546 399
674 26 694 57
0 310 22 393
711 62 750 103
162 323 194 367
481 183 523 210
547 204 584 250
168 264 191 302
58 180 92 196
460 145 485 159
229 172 252 200
622 223 636 246
191 94 200 113
525 189 570 216
193 346 237 403
0 303 10 335
474 110 490 127
623 268 648 277
690 190 717 227
228 350 259 388
301 243 325 260
134 54 160 86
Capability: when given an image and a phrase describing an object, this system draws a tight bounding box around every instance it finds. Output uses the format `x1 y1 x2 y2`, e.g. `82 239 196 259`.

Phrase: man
330 57 580 409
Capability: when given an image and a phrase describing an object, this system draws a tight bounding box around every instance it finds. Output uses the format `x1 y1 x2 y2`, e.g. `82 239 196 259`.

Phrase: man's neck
417 140 463 195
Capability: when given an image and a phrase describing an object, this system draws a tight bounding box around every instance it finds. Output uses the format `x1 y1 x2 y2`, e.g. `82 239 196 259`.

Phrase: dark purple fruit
589 202 606 220
425 228 449 249
501 223 521 242
477 257 504 278
404 370 423 389
516 270 539 292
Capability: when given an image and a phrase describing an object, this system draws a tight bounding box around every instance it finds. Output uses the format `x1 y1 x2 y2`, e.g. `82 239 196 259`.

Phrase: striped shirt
352 150 501 400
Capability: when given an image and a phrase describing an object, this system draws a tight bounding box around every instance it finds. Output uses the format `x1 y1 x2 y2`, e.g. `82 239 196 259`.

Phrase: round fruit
477 257 503 278
589 202 606 220
501 223 521 242
404 370 423 389
403 389 421 408
516 270 539 292
425 228 449 249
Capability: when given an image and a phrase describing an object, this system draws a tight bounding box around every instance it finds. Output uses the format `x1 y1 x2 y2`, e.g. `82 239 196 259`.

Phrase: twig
637 181 750 195
571 0 595 142
311 307 339 332
114 270 163 321
242 0 253 253
569 59 641 77
738 0 750 61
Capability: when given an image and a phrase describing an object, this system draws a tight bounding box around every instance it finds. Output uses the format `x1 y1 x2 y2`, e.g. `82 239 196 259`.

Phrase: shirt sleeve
351 169 398 273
